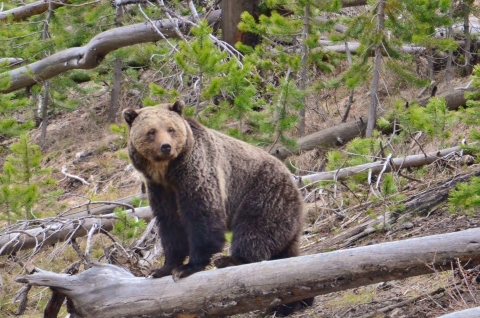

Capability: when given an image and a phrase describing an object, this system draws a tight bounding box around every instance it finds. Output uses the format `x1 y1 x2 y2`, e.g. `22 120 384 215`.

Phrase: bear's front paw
213 255 242 268
149 266 174 279
171 263 206 282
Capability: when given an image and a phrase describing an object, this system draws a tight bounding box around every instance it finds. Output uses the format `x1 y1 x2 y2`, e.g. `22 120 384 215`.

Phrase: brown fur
124 101 312 315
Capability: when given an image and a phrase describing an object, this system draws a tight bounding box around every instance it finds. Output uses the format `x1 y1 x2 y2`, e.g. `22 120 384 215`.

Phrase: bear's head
123 101 190 165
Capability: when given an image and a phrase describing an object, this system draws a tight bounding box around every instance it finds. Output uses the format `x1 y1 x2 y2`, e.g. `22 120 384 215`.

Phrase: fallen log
416 87 477 110
437 307 480 318
0 207 153 256
271 117 368 160
63 192 147 219
16 228 480 317
298 145 464 186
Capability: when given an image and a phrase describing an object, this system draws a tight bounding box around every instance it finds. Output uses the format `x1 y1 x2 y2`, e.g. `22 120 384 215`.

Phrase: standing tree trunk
298 5 310 136
40 81 50 146
40 0 54 147
220 0 261 47
446 2 454 89
108 5 124 122
342 41 355 122
109 58 123 122
366 0 385 138
463 0 472 76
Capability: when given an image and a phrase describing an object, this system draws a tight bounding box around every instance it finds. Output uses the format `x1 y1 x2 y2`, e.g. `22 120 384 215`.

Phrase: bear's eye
167 127 175 134
147 129 156 137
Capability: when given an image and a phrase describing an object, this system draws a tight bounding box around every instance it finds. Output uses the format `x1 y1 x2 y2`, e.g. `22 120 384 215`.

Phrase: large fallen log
0 207 153 256
438 307 480 318
16 228 480 317
271 117 368 160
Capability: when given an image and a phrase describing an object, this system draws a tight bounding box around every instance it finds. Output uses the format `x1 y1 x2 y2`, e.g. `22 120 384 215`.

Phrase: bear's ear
123 109 139 126
169 100 185 116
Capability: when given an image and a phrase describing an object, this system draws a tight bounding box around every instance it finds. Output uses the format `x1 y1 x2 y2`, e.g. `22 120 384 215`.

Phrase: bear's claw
149 266 173 279
171 263 206 282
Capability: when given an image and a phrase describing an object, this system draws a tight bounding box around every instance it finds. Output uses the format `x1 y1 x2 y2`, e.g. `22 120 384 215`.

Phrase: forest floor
1 69 480 318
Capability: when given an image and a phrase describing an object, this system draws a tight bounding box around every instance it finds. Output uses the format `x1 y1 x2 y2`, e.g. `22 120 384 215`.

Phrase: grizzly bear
124 101 313 315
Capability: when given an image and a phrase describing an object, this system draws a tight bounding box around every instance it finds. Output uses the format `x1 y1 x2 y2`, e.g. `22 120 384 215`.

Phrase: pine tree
5 134 56 220
0 162 22 225
237 0 340 144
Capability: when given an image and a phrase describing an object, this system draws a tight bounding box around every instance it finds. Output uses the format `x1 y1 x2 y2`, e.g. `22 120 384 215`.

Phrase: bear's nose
160 143 171 154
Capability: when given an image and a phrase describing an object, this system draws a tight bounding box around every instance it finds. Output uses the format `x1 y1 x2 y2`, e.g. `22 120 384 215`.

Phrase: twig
376 153 392 189
71 238 92 268
131 217 157 248
61 165 90 186
398 171 423 183
187 0 199 22
454 79 473 91
85 224 98 257
137 4 178 52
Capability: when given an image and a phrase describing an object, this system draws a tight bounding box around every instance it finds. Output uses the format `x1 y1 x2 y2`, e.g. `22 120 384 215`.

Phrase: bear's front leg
147 183 189 279
171 192 226 281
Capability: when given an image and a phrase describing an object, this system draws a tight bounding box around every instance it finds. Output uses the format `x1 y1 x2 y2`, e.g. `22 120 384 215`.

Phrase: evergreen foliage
112 207 147 244
448 64 480 215
109 123 129 148
328 0 455 89
0 134 60 223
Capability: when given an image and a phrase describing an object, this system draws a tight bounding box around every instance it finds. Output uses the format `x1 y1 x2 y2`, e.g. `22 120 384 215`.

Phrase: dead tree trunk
108 5 125 122
16 228 480 317
366 0 384 138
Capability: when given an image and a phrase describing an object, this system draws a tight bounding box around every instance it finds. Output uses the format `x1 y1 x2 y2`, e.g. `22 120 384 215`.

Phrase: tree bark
0 207 153 256
108 5 125 123
108 59 123 122
220 0 261 47
0 10 222 94
366 0 385 138
15 228 480 317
